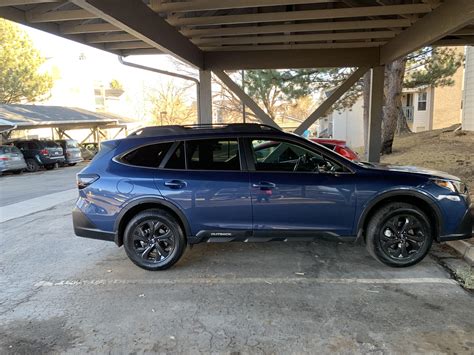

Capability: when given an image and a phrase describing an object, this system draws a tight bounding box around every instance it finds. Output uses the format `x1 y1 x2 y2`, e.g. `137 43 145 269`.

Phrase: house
318 46 468 148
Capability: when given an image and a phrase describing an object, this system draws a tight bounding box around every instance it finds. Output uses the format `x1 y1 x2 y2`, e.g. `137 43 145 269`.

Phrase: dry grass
380 125 474 193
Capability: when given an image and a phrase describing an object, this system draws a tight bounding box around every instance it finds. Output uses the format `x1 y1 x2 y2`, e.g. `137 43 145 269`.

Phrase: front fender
356 188 443 240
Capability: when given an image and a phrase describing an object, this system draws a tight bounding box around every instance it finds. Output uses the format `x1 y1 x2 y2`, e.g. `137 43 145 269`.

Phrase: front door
157 138 252 240
247 137 357 238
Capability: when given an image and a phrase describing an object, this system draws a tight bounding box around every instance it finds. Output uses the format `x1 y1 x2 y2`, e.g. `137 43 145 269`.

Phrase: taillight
40 149 49 155
0 155 9 161
77 174 99 189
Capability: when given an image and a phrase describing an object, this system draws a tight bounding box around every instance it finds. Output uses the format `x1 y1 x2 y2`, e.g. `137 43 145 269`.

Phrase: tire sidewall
123 210 185 271
26 159 39 172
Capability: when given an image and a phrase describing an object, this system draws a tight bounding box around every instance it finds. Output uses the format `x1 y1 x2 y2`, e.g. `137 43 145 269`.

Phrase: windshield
66 140 79 148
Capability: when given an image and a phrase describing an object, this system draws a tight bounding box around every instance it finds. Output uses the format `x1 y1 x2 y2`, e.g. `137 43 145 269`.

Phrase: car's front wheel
366 202 433 267
123 209 186 270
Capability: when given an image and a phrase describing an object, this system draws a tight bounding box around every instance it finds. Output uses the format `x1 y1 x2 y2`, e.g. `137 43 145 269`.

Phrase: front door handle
252 181 276 189
164 180 187 189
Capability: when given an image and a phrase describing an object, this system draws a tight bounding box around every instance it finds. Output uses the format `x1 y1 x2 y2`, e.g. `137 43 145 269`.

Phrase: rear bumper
72 207 115 242
439 202 474 241
66 157 83 164
39 155 65 165
0 161 27 172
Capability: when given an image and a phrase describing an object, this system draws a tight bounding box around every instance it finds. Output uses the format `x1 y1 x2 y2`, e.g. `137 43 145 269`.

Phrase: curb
447 239 474 266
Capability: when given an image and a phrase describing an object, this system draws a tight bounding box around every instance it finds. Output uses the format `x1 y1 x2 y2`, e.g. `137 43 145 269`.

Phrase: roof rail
127 123 280 138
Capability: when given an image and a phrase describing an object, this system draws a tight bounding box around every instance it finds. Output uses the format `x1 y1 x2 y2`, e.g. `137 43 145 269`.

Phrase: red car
311 138 359 161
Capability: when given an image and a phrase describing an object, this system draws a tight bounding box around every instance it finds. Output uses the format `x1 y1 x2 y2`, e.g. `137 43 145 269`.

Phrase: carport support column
198 70 212 124
367 66 385 163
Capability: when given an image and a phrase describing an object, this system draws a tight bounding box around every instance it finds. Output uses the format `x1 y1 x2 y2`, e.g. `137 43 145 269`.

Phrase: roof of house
0 104 136 130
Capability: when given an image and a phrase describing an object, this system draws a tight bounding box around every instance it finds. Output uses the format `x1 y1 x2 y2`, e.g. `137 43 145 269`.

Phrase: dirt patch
0 317 81 354
381 125 474 192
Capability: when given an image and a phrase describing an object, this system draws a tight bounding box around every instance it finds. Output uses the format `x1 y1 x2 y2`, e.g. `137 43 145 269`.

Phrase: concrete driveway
0 167 473 354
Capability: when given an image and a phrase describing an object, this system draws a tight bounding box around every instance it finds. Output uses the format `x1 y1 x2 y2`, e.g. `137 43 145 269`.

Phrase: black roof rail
127 123 280 138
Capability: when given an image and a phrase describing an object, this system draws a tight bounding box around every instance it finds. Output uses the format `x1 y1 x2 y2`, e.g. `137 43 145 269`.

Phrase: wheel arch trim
356 189 443 240
113 196 191 245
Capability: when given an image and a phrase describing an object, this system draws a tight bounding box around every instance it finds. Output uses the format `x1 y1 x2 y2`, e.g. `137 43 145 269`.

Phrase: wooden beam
121 48 163 56
194 30 397 46
105 41 153 50
380 0 474 64
434 37 474 46
0 6 117 54
0 0 58 6
294 66 368 134
182 19 412 38
60 22 119 34
213 70 279 128
169 4 431 26
367 65 384 162
28 9 97 22
72 0 204 68
201 41 386 51
205 48 379 70
152 0 338 13
86 32 136 43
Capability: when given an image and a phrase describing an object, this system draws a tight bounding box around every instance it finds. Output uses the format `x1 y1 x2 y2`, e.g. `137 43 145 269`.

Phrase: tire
68 163 77 166
25 159 40 172
12 170 23 175
123 209 186 271
44 164 55 170
366 202 433 267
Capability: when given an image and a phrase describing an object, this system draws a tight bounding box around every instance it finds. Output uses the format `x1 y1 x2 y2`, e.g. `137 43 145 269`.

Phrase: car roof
127 123 281 139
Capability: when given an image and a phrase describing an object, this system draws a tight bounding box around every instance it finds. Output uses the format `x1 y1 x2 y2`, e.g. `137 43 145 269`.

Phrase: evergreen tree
0 19 53 104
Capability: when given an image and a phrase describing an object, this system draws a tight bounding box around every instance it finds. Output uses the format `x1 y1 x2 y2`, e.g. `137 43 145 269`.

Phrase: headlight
432 179 468 194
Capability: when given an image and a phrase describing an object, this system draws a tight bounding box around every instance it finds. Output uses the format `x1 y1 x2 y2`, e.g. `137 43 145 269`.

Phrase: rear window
186 139 240 171
121 142 173 168
44 140 60 148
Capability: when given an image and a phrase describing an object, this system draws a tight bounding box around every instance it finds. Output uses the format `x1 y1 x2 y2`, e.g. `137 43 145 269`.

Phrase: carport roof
0 104 136 130
1 0 473 69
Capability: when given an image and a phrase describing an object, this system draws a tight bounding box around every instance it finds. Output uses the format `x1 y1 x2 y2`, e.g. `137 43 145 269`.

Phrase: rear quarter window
120 142 173 168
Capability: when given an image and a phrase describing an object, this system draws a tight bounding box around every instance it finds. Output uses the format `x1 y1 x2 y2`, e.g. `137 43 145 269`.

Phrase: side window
121 142 173 168
186 139 240 171
251 139 344 173
164 142 185 169
418 92 427 111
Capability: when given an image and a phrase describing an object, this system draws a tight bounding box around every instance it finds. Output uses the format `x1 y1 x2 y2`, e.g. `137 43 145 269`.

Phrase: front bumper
439 202 474 241
72 207 115 242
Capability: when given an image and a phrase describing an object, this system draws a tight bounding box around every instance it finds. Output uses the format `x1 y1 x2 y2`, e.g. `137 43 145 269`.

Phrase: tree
0 19 53 104
147 81 196 125
379 47 463 154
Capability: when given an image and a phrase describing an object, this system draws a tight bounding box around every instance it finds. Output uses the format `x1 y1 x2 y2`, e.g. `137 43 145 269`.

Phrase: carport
1 0 473 161
0 104 132 144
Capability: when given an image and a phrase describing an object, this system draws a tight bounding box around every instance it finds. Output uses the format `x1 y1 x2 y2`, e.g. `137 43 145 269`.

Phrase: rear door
157 138 252 240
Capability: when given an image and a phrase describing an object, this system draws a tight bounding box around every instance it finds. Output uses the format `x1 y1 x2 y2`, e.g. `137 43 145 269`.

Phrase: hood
366 163 461 181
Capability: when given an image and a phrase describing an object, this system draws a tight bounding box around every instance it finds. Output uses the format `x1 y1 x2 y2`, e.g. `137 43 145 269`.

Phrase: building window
418 92 427 111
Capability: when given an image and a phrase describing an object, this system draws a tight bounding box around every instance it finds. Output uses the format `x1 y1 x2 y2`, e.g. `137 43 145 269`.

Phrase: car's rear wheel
366 202 433 267
45 164 55 170
25 159 40 172
68 163 77 166
123 209 186 270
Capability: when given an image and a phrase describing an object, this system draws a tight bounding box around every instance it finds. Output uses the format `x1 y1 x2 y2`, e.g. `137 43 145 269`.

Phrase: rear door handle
252 181 276 189
164 180 187 189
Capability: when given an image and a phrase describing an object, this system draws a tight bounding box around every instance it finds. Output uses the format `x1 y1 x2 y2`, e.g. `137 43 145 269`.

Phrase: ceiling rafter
152 0 339 13
168 4 431 27
193 30 398 46
181 18 411 38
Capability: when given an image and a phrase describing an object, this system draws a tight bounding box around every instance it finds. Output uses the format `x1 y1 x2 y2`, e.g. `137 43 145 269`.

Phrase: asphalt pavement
0 166 473 353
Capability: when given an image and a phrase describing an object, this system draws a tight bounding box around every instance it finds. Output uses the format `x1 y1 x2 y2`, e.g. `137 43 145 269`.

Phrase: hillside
380 125 474 193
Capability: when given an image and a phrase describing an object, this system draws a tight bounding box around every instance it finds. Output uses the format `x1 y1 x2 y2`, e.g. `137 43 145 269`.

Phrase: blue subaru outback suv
73 124 473 270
